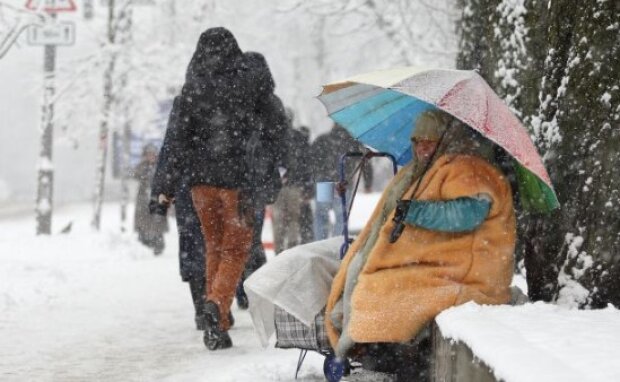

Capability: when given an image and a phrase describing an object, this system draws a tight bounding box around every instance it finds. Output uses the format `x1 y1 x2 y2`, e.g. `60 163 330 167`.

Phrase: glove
149 198 169 216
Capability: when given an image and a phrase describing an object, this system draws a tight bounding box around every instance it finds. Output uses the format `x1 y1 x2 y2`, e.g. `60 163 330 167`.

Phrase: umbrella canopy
318 67 559 213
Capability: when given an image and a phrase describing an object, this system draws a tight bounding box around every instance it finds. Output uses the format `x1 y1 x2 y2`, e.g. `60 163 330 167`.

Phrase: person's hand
158 194 172 205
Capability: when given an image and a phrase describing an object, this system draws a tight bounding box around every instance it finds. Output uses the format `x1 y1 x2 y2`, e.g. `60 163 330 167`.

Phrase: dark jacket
151 97 183 198
245 93 288 208
282 127 313 195
310 125 374 187
242 52 288 208
169 28 268 190
151 97 203 281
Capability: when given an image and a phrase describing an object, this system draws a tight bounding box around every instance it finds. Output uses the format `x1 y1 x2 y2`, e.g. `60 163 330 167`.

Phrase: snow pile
436 301 620 382
556 233 594 308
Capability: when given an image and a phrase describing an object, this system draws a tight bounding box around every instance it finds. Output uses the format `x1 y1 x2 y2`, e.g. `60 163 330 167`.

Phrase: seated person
325 109 516 367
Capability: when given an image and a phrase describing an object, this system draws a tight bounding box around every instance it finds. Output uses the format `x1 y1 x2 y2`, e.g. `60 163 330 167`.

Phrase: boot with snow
203 301 232 350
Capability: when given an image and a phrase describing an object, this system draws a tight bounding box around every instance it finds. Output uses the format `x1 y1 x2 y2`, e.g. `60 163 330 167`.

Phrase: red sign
25 0 77 13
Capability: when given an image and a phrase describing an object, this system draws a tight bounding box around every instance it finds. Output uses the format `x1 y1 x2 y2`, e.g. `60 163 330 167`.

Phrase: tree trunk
457 0 620 307
528 0 620 307
92 0 133 230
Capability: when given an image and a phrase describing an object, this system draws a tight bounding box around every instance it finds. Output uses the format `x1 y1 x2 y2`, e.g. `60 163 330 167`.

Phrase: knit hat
411 110 451 141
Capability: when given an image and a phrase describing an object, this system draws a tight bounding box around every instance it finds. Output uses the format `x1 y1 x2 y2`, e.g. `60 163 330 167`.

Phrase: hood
185 27 242 81
244 51 275 95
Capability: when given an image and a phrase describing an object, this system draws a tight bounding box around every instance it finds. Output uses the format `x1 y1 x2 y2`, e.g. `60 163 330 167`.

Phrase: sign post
36 24 55 235
27 0 77 235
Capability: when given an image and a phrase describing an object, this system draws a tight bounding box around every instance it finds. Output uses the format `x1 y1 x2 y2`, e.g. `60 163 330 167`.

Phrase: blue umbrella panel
326 88 437 165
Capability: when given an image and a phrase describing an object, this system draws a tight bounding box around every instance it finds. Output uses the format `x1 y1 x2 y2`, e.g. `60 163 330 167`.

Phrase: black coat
245 92 288 208
169 28 270 190
310 125 374 187
151 97 183 198
282 127 313 194
241 52 288 207
151 97 203 282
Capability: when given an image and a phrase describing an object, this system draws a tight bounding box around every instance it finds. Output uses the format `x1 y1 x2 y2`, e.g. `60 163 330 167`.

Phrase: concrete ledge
432 322 498 382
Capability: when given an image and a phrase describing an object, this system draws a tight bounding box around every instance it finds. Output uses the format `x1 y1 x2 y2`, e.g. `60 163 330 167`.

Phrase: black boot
203 301 232 350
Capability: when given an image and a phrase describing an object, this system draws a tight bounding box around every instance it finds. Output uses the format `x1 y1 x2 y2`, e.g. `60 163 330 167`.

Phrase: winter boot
203 301 232 350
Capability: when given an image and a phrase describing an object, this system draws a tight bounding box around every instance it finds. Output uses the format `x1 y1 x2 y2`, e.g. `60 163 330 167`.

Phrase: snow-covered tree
91 0 134 230
53 1 216 229
530 0 620 308
457 0 620 307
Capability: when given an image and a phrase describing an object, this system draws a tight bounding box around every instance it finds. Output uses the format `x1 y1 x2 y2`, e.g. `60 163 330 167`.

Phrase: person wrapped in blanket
324 109 516 378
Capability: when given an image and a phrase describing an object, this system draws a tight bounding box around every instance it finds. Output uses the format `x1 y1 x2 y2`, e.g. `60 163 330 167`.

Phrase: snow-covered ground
0 203 325 381
3 199 618 382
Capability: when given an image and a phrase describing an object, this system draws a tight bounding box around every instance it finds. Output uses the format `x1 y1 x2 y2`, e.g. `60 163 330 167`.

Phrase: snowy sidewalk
0 203 324 382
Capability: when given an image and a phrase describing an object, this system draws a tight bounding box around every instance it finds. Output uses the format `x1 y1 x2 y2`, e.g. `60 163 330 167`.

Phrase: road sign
27 22 75 46
25 0 77 13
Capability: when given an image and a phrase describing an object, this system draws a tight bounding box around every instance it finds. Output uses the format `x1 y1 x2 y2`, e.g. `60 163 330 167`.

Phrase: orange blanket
325 154 516 346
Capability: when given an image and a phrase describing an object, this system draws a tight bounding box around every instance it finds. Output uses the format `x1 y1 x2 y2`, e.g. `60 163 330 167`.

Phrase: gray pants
272 185 303 254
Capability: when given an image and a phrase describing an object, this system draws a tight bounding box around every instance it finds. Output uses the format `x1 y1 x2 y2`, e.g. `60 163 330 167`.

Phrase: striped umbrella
318 66 559 213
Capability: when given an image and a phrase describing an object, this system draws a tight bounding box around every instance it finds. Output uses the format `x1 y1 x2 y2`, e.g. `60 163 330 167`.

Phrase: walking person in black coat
310 124 374 240
157 28 280 350
272 116 313 254
135 144 168 255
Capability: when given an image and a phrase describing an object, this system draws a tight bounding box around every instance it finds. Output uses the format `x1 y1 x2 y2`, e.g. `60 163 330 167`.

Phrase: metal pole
92 0 116 230
35 12 56 235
